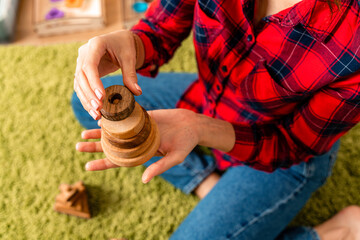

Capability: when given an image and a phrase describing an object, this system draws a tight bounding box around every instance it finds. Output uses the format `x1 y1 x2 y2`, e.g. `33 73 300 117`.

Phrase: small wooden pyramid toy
54 181 91 219
100 85 160 167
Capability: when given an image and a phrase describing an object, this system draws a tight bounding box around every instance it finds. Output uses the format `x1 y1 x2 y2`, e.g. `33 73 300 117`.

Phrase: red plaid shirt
132 0 360 172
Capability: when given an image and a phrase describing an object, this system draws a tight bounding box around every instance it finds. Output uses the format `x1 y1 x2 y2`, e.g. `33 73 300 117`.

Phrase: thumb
142 151 185 183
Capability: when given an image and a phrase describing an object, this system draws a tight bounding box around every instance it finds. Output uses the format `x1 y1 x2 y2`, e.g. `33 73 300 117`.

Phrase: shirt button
221 65 228 72
247 34 253 42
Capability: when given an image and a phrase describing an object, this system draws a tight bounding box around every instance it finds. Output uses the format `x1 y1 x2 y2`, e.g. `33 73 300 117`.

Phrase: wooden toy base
101 117 160 167
54 181 91 219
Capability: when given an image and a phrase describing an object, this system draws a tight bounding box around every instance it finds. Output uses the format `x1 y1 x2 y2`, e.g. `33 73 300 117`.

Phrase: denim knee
276 227 320 240
71 91 99 129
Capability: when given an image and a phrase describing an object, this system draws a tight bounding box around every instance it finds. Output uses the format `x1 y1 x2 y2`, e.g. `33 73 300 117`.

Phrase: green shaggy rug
0 37 359 239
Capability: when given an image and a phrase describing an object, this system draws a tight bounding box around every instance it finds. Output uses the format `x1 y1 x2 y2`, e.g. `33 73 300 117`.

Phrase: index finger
81 37 107 102
85 159 119 171
81 129 101 139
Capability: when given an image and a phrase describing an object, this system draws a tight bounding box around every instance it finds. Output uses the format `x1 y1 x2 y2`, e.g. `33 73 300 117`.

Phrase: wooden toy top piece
100 85 135 121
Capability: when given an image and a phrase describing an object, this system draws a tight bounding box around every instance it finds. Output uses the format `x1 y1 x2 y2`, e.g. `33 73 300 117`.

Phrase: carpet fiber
1 37 359 239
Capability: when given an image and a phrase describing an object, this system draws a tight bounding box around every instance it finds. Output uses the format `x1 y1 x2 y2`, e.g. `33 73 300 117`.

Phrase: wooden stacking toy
100 85 160 167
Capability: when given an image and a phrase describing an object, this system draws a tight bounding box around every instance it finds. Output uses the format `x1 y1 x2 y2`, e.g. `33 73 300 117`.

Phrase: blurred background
1 0 148 45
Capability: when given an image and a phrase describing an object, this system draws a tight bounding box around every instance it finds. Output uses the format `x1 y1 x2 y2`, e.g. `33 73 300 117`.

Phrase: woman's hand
77 108 235 183
76 109 200 183
74 30 145 120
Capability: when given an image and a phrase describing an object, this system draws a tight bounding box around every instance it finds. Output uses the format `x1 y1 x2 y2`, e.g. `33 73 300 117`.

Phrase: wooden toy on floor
100 85 160 167
54 181 91 219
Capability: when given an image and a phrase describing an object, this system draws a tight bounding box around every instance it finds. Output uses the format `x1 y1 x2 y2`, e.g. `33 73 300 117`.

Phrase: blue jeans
71 73 340 240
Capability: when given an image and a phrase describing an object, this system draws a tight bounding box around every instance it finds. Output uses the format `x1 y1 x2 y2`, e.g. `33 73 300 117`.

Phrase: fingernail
142 174 148 183
142 175 152 184
89 109 98 120
95 89 103 100
75 143 80 150
85 163 91 171
91 99 99 110
135 83 142 94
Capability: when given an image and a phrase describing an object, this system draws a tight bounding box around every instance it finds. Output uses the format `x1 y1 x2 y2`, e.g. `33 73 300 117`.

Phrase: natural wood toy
100 85 160 167
54 181 91 219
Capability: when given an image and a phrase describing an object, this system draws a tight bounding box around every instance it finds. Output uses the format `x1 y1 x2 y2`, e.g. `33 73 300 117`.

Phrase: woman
72 0 360 238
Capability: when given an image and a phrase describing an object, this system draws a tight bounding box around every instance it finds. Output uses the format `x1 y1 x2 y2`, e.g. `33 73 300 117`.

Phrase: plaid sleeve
131 0 195 77
226 72 360 172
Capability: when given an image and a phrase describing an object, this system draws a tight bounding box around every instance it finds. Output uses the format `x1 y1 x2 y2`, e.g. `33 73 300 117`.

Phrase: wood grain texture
54 181 91 219
101 116 155 158
100 84 160 167
102 118 160 167
100 85 135 121
54 193 91 219
101 102 145 139
58 184 77 201
103 107 151 149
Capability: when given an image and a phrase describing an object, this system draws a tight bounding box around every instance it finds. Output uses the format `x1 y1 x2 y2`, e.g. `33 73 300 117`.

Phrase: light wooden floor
13 0 127 45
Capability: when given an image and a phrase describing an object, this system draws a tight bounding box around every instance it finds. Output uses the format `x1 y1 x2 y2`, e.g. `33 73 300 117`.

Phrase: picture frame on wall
33 0 106 37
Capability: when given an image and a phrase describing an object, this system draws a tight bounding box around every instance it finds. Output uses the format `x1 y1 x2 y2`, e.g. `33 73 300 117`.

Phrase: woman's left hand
76 109 200 183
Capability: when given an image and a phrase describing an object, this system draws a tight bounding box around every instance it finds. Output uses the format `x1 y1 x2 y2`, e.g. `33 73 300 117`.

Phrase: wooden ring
100 102 145 139
101 117 156 158
101 118 160 167
103 107 151 149
100 85 135 121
